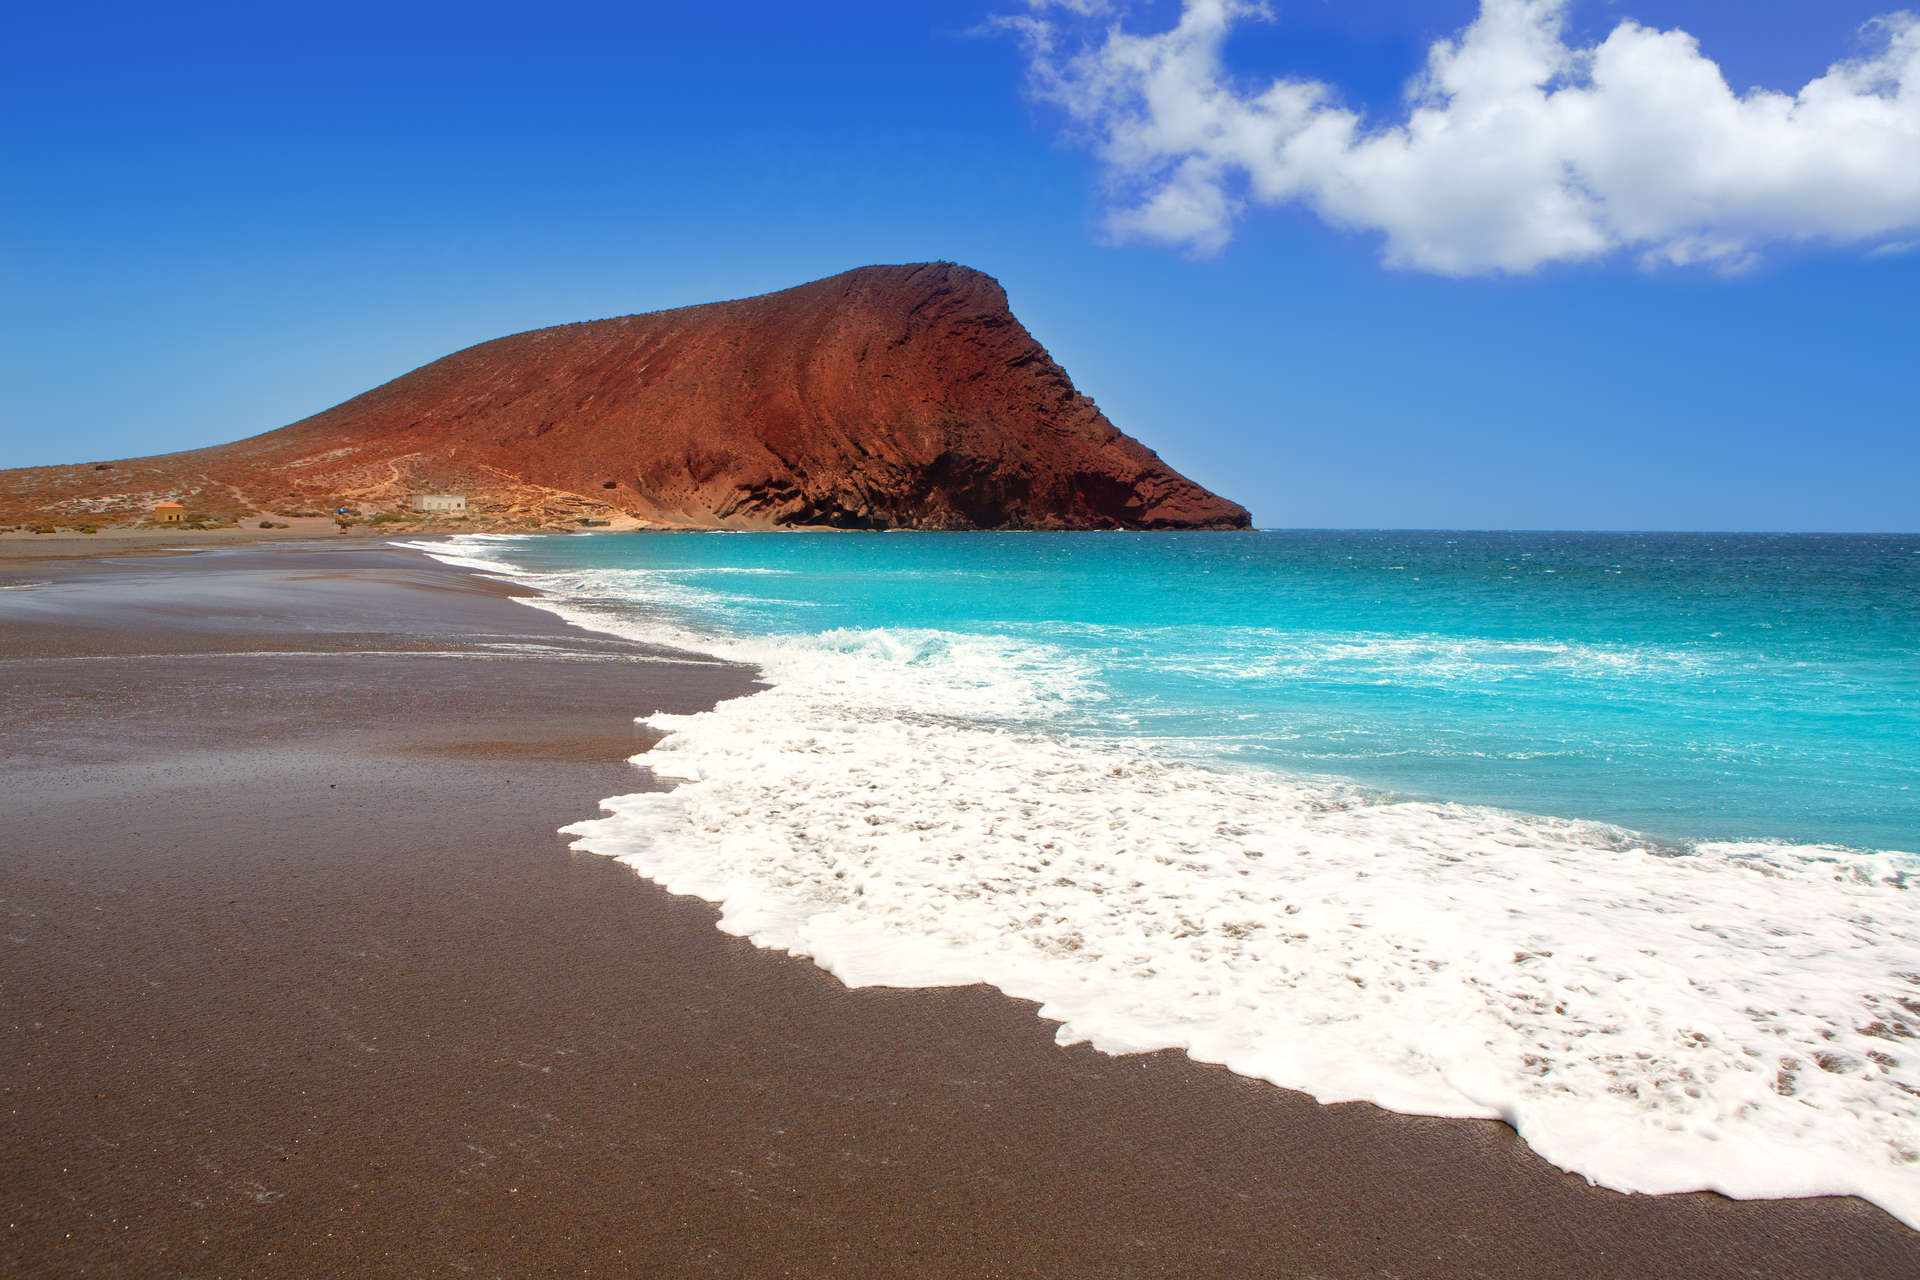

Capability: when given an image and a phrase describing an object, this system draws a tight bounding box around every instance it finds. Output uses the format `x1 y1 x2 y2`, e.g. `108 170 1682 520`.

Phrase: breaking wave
410 535 1920 1227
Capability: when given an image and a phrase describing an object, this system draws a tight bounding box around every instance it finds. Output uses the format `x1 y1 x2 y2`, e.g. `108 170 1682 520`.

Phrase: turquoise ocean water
420 531 1920 1223
451 531 1917 852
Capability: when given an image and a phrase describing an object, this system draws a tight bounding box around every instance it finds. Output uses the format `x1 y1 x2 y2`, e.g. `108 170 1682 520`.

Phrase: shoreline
4 539 1915 1277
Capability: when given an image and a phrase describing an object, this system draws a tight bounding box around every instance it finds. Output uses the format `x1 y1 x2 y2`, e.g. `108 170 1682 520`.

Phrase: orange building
153 502 185 523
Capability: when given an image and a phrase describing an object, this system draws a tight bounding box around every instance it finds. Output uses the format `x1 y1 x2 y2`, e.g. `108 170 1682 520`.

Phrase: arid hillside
0 263 1249 533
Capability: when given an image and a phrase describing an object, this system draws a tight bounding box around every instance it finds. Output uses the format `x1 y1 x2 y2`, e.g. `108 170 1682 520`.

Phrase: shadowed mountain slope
1 263 1250 531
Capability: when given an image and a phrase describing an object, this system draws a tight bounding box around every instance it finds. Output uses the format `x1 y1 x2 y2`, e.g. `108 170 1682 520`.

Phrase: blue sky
2 0 1915 529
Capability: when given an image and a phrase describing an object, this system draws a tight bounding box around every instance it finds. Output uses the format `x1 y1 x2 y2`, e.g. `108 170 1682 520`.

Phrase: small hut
410 494 467 514
153 502 185 524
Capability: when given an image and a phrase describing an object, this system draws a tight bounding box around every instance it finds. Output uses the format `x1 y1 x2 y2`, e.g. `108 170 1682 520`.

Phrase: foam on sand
413 537 1920 1228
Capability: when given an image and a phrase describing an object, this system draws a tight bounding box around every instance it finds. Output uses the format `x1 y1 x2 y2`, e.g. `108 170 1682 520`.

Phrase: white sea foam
1070 627 1717 689
413 536 1920 1227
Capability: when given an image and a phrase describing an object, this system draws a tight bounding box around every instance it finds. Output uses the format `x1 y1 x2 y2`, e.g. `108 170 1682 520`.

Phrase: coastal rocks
0 263 1249 532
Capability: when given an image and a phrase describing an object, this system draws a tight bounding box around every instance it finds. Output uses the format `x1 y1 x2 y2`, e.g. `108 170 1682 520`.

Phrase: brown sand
0 521 393 558
3 543 1915 1278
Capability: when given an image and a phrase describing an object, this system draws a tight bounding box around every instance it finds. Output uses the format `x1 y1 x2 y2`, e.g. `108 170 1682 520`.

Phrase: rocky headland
0 264 1249 533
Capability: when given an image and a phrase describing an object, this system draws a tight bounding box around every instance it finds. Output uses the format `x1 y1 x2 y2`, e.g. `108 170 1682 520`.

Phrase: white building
410 494 467 513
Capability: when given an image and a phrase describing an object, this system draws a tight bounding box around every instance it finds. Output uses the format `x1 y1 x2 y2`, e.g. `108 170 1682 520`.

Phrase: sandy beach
0 521 455 560
3 541 1915 1279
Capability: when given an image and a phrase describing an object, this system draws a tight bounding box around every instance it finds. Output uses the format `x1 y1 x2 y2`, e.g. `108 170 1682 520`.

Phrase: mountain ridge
0 263 1251 532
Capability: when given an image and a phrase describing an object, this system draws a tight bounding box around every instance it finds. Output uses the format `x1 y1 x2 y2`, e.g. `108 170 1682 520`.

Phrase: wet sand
0 521 392 559
3 543 1915 1278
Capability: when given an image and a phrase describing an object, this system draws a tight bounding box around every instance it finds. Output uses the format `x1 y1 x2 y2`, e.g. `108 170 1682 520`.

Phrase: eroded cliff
1 263 1250 531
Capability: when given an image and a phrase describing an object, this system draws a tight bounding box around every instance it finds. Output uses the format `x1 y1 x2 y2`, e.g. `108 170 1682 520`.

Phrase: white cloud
1006 0 1920 274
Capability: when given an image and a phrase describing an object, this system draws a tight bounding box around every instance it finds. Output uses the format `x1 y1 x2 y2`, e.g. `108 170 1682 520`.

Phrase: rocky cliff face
0 263 1250 531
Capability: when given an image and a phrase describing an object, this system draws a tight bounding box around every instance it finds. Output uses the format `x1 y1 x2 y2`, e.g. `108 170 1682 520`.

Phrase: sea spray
407 531 1920 1225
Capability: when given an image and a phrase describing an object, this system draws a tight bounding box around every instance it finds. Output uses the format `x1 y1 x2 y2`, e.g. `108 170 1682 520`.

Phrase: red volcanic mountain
0 263 1250 531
